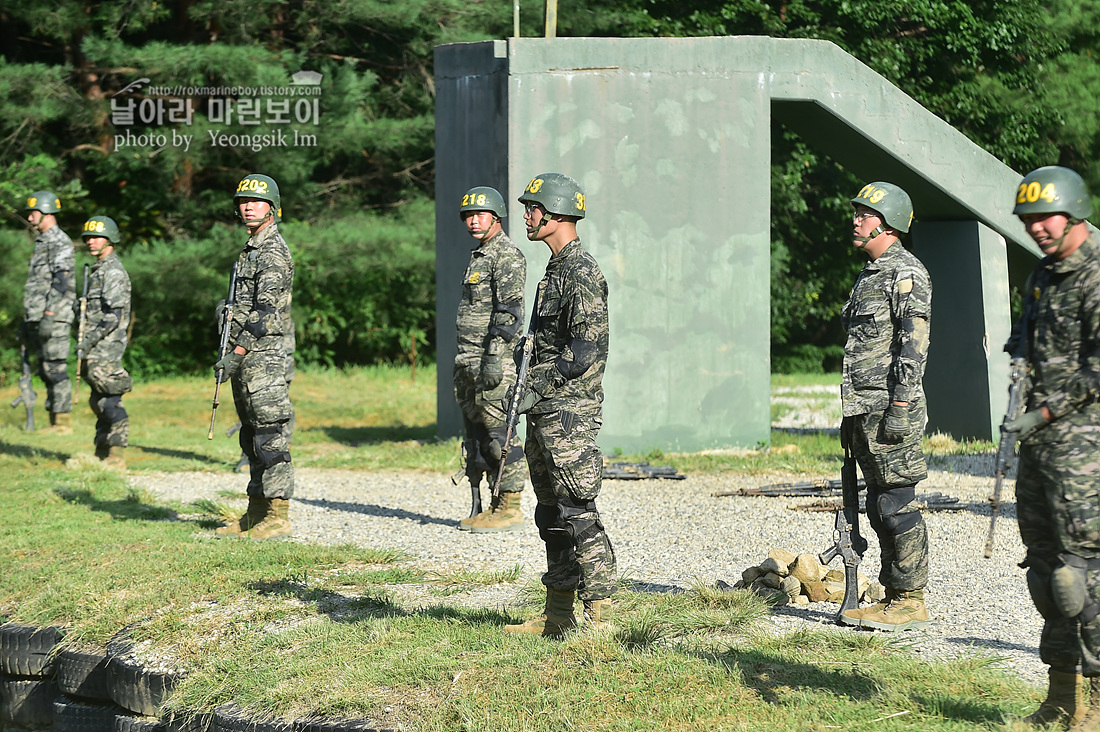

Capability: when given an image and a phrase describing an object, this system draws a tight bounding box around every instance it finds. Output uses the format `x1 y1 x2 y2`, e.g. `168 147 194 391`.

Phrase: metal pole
514 0 520 37
544 0 557 38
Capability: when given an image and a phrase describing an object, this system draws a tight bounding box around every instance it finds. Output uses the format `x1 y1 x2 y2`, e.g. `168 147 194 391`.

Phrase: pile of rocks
728 547 886 607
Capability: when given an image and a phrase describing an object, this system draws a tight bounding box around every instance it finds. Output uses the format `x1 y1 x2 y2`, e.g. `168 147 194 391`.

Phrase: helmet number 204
1017 182 1058 205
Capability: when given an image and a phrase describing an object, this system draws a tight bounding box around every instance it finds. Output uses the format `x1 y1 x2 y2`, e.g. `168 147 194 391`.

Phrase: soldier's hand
503 383 541 415
883 404 908 442
479 352 503 390
77 339 92 355
1004 409 1049 441
214 351 245 383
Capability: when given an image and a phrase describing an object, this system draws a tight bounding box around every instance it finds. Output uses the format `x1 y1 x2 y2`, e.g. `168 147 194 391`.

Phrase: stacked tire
2 623 393 732
0 624 63 730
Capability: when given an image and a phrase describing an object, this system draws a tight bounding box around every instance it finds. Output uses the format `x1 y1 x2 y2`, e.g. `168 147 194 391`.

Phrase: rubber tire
114 711 168 732
57 647 111 700
163 708 212 732
211 703 293 732
297 718 395 732
107 629 182 717
0 624 64 677
0 675 58 729
52 694 123 732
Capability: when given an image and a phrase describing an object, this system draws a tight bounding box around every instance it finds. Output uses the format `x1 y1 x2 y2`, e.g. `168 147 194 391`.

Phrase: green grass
0 368 1027 730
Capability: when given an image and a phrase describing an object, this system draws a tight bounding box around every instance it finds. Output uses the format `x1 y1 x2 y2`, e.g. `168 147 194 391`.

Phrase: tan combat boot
458 492 493 532
470 492 524 533
1067 677 1100 732
839 588 895 627
215 496 267 537
102 446 126 469
1026 668 1086 727
41 412 72 434
583 598 613 630
858 589 931 631
246 498 291 540
504 587 577 638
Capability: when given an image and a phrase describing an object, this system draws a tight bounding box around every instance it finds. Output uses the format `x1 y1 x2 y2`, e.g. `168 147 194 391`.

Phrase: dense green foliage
0 0 1092 373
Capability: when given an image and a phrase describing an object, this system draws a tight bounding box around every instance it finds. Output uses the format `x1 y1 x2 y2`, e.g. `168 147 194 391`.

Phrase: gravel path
131 451 1043 687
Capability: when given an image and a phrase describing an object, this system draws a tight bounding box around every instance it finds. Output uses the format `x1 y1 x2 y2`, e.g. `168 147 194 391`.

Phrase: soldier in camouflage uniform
503 173 614 637
1004 166 1100 730
77 216 132 467
836 181 933 632
214 174 295 540
453 185 528 533
23 191 75 433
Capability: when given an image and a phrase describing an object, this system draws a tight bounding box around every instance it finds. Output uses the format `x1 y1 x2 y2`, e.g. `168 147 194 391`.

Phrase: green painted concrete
434 36 1038 449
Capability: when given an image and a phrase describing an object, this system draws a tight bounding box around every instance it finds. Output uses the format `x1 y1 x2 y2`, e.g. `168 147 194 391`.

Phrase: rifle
488 333 533 507
11 342 36 431
984 355 1028 558
818 438 867 623
207 263 238 439
448 441 481 519
713 476 867 498
74 263 90 404
603 462 686 480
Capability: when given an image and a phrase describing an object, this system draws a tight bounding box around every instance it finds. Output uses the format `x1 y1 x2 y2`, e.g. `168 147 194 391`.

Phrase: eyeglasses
523 203 543 216
852 210 879 222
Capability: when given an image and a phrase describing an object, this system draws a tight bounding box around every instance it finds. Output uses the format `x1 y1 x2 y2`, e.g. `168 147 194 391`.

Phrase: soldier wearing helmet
22 190 76 433
837 181 934 632
214 173 296 540
453 186 528 533
1003 166 1100 728
503 173 615 637
77 216 132 468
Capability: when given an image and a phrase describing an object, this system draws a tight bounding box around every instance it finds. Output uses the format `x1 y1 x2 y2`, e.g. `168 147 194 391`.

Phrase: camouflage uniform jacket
24 224 75 323
229 223 293 355
82 252 131 363
1017 232 1100 444
455 230 526 368
528 238 609 416
841 242 932 417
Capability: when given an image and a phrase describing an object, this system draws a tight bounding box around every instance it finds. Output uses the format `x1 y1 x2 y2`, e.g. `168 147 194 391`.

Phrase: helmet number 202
1017 182 1058 205
237 178 269 194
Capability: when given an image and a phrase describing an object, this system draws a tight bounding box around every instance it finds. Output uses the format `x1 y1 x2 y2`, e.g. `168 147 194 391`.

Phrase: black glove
883 403 908 443
840 416 855 452
214 351 245 383
479 352 503 390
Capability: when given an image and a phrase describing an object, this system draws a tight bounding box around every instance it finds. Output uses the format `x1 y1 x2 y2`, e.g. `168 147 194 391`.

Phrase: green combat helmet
518 173 586 219
850 181 913 233
81 216 121 244
234 173 282 222
459 186 507 219
1013 166 1092 220
25 191 61 214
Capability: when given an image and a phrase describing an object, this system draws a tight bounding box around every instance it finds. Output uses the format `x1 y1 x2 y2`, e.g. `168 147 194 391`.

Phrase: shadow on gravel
312 424 435 446
295 496 453 527
0 439 69 462
250 578 514 626
129 444 225 466
948 636 1040 656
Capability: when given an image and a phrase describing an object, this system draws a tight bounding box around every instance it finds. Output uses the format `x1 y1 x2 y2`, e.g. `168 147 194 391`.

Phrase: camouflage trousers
28 317 72 413
84 360 132 448
1017 430 1100 673
453 364 525 493
231 349 294 500
850 410 929 592
525 409 616 602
